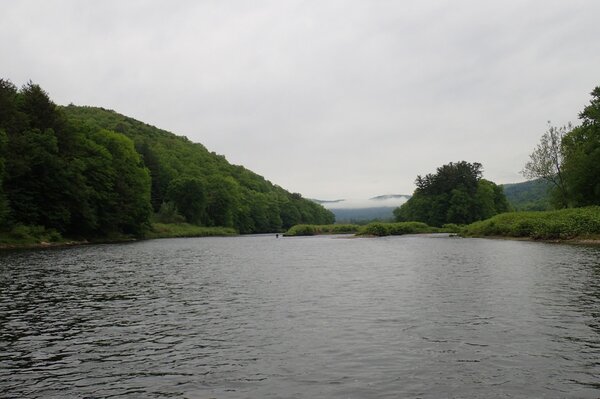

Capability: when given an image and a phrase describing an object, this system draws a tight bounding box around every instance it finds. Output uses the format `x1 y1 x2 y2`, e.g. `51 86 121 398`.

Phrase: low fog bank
314 195 410 210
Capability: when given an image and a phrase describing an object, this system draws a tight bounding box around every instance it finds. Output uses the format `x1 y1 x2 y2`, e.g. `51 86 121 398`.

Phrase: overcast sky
1 0 599 199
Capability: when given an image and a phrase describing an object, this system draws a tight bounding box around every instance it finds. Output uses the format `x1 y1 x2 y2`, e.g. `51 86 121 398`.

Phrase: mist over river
1 235 599 398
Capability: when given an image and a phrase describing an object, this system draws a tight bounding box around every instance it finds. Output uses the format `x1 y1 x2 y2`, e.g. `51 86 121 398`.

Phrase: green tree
166 177 207 225
395 161 508 226
476 179 509 219
561 86 600 207
136 141 169 212
3 128 73 230
522 123 570 208
155 201 185 224
447 187 475 224
0 130 9 226
90 130 152 235
205 175 240 228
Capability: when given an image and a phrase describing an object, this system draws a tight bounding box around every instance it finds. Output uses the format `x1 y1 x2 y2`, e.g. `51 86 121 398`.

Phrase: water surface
1 235 599 398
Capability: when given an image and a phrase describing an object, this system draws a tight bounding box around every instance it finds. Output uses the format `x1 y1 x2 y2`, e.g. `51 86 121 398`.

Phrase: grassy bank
0 222 238 250
356 221 446 236
284 221 454 237
146 223 238 239
462 206 600 240
284 224 360 236
285 207 600 242
0 224 73 249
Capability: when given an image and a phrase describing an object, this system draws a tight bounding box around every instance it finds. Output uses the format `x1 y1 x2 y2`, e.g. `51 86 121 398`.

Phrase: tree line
0 79 334 239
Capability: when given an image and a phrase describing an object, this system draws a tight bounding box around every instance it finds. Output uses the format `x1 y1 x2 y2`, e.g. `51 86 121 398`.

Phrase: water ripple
1 236 599 398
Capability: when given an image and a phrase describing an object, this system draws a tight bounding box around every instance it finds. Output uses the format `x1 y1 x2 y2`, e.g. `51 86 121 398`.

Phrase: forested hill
501 179 552 211
0 80 334 240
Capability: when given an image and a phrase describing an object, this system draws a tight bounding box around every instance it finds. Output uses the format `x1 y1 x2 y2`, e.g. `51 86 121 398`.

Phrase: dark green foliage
166 177 207 225
395 161 509 226
463 206 600 240
136 141 166 212
90 129 152 236
1 81 77 233
62 105 334 233
357 221 437 236
284 221 442 237
0 80 154 238
205 175 239 228
522 86 600 209
146 223 237 239
0 224 63 245
154 202 186 224
0 78 341 240
561 86 600 207
0 129 10 225
284 224 360 236
0 79 333 240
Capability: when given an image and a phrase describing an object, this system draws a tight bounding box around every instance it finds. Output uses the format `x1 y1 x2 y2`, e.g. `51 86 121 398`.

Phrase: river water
1 234 599 398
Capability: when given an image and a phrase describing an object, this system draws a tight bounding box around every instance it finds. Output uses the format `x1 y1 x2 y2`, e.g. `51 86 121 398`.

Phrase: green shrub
154 202 186 224
286 221 446 237
147 223 237 238
462 206 600 240
357 221 438 236
284 224 360 236
359 223 390 236
1 224 64 244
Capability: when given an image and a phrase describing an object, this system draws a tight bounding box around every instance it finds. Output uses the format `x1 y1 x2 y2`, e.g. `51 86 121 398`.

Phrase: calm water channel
1 234 599 398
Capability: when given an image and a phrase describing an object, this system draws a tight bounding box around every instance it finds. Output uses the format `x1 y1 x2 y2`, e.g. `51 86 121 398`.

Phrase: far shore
2 229 599 252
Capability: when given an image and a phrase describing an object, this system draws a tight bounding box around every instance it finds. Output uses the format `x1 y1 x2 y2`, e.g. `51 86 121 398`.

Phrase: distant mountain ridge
501 179 552 211
311 194 411 222
312 194 411 208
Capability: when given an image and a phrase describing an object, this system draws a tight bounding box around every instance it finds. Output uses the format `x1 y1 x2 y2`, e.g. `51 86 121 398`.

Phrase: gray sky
1 0 599 199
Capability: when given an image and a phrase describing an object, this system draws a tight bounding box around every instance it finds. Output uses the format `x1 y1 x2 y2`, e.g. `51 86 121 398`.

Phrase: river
1 234 599 398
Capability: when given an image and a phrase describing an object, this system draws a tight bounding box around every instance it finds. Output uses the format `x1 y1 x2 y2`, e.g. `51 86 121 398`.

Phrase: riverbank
284 221 453 237
284 207 600 244
5 207 600 250
462 206 600 241
0 223 238 250
145 223 237 239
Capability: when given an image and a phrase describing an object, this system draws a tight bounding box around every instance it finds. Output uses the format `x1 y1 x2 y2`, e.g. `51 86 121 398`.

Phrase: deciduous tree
522 123 570 208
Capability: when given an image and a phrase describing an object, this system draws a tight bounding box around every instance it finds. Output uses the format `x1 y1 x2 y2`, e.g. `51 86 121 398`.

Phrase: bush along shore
284 222 458 237
5 207 600 249
461 206 600 241
284 207 600 243
0 223 238 250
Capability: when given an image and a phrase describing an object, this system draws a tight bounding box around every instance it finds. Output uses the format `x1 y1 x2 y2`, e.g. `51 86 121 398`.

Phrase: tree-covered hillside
501 179 551 211
0 79 334 240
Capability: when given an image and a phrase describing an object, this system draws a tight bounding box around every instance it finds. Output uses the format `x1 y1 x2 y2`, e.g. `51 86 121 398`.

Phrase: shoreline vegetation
283 221 457 237
0 223 237 250
2 206 600 250
461 206 600 241
284 206 600 244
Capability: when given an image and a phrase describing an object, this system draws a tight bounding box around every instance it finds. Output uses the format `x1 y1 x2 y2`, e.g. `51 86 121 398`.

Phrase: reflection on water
1 235 599 398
